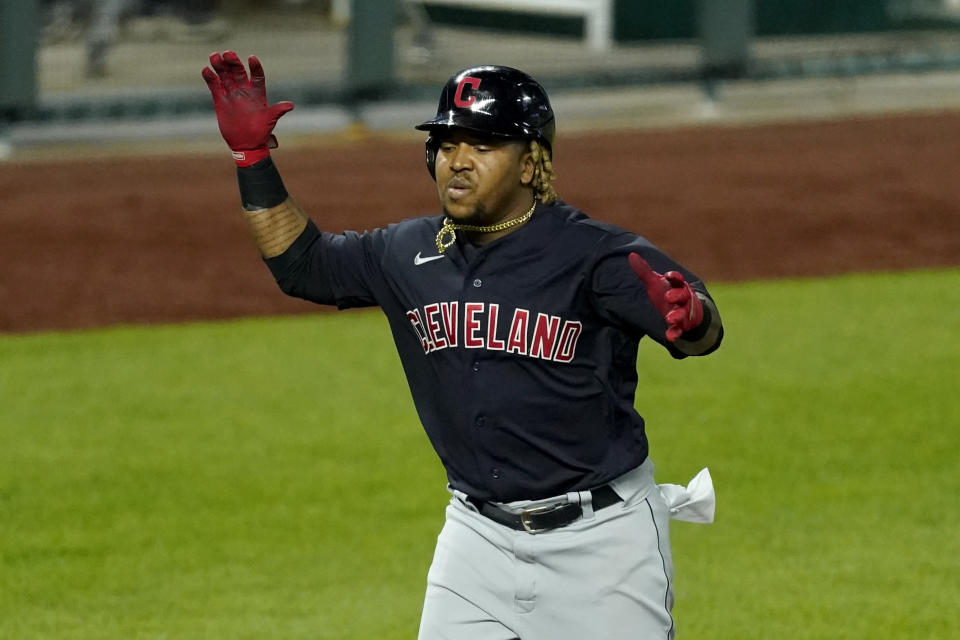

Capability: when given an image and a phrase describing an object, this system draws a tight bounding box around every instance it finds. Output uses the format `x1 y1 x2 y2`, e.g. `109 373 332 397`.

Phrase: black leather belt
467 485 622 533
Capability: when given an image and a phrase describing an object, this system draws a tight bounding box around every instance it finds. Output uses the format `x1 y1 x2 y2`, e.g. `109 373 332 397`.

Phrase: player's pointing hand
202 51 294 167
629 252 704 342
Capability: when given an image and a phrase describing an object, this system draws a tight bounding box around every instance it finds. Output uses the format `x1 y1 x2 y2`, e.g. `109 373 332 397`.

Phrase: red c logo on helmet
453 76 481 108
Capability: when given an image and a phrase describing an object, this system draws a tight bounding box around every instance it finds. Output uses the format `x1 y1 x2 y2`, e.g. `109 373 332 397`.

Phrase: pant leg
512 458 676 640
418 500 520 640
85 0 126 75
516 490 676 640
87 0 125 44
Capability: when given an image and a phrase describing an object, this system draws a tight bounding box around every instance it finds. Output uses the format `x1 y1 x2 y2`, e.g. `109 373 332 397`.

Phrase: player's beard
443 202 493 227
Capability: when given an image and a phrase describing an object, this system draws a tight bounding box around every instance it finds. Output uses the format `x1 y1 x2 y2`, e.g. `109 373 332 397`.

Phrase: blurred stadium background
6 0 960 152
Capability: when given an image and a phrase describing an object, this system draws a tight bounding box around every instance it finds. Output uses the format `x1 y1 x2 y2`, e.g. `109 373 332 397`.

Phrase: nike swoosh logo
414 252 446 266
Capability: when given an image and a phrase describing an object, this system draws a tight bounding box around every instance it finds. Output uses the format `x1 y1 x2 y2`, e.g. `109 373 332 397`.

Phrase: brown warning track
2 111 958 334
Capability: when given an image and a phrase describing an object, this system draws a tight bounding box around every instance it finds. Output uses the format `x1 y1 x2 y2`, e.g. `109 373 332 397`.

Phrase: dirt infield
2 111 959 334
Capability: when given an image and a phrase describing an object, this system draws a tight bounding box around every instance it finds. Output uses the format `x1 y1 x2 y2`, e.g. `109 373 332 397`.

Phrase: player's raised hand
202 51 294 166
629 252 703 342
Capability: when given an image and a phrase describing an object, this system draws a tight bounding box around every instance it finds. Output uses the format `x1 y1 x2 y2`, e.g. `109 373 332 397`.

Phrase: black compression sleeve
237 157 289 210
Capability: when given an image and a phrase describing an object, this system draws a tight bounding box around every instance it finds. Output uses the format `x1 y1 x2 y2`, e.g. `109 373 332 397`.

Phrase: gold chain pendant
436 219 458 253
435 200 536 254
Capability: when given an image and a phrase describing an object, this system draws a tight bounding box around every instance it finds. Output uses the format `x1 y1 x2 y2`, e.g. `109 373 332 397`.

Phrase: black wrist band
679 301 712 342
237 157 289 210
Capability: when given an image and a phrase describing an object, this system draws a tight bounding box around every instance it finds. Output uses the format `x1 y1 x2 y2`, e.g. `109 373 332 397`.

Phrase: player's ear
519 142 535 186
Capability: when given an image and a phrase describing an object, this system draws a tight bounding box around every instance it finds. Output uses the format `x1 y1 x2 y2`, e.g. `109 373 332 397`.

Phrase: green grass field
2 269 958 639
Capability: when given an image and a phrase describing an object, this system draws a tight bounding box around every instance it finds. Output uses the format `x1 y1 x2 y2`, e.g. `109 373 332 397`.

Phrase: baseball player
203 51 724 640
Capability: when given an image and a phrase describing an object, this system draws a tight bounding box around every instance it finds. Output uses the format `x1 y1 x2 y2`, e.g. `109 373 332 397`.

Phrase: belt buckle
519 503 564 533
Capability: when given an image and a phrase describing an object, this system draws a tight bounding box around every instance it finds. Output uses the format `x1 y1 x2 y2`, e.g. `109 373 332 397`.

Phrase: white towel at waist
657 467 715 524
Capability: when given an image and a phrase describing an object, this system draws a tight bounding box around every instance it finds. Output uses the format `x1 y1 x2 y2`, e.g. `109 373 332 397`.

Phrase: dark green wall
753 0 890 35
0 0 39 117
614 0 696 40
425 1 905 42
422 5 582 36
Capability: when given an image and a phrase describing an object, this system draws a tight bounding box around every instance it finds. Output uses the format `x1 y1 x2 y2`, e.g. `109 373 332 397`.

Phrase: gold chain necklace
435 200 537 253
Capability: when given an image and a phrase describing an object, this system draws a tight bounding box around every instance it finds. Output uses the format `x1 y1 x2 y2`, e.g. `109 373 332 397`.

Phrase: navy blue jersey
265 200 721 502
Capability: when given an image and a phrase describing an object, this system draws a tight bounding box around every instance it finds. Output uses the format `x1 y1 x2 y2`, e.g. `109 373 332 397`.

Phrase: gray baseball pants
418 458 675 640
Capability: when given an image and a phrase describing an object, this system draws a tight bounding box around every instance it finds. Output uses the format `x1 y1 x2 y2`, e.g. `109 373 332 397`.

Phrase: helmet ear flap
425 135 438 181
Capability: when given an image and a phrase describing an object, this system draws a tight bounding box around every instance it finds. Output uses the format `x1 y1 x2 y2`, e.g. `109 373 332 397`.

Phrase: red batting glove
201 51 294 167
629 252 704 342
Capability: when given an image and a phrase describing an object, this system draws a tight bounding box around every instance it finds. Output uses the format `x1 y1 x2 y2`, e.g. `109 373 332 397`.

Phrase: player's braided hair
528 140 558 204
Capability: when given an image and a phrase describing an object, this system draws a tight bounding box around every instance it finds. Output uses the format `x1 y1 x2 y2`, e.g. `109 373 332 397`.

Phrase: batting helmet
415 65 556 179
